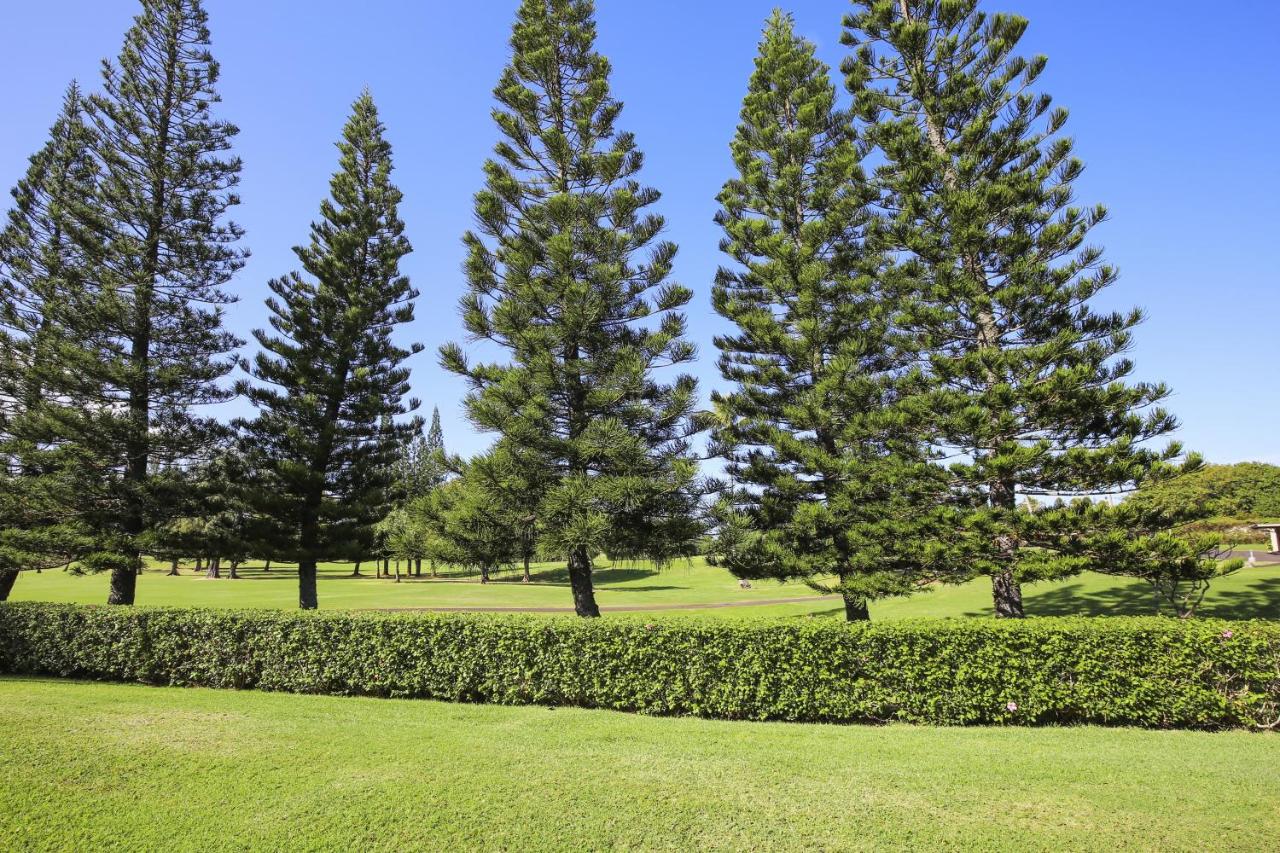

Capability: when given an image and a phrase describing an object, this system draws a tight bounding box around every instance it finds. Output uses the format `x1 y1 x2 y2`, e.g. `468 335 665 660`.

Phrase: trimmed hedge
1 602 1278 729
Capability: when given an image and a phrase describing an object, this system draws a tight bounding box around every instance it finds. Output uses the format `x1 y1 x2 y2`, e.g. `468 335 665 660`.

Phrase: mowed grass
1 679 1276 851
8 556 1280 620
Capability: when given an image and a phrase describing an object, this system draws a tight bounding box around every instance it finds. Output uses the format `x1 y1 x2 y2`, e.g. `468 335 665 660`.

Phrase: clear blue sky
3 1 1278 465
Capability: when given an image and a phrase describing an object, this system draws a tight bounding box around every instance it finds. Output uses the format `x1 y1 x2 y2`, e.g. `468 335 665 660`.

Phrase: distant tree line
0 0 1233 618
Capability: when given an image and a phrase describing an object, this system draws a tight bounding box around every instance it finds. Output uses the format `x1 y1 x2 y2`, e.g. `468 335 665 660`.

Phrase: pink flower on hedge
1222 630 1234 639
1006 701 1018 712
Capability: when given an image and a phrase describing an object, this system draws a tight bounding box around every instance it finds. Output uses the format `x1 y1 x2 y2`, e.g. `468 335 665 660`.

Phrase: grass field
7 557 1280 619
1 678 1276 851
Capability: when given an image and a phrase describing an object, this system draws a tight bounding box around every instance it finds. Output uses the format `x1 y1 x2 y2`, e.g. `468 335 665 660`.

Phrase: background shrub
1 603 1277 729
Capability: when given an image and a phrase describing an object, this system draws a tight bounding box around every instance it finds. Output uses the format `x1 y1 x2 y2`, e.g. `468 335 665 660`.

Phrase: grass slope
8 558 1280 620
1 678 1276 851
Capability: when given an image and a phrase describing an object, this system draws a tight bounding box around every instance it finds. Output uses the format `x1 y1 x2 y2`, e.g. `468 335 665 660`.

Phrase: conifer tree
843 0 1189 617
239 92 421 610
710 12 949 621
441 0 704 616
0 83 102 600
37 0 245 605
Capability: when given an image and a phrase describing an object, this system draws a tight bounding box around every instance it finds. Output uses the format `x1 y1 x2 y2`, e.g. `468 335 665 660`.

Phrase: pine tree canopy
239 90 422 610
441 0 704 617
709 11 953 621
843 0 1194 616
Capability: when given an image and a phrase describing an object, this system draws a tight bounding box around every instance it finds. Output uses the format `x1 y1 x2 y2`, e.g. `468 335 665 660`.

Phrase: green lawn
8 557 1280 620
0 678 1275 851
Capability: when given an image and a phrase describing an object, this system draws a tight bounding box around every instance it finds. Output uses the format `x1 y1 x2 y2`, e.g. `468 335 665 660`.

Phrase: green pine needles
710 11 953 621
843 0 1198 616
240 92 422 610
442 0 704 617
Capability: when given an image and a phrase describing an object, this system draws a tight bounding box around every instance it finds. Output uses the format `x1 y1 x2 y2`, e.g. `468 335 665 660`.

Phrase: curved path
372 594 842 614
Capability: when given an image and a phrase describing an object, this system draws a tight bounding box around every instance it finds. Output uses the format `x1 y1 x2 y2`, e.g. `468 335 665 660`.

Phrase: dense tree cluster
0 0 1235 619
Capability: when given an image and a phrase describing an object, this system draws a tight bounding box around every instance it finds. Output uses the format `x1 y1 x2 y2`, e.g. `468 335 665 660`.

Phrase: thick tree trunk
415 558 421 577
228 560 240 580
479 564 490 584
842 592 870 622
567 547 600 617
298 558 318 610
108 564 138 605
206 557 220 580
0 569 18 601
167 558 179 576
992 570 1024 618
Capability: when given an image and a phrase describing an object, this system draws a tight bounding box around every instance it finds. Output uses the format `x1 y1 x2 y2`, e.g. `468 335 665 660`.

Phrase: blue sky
3 1 1278 465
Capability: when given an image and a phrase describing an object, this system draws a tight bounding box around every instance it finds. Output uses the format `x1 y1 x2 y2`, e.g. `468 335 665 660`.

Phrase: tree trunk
167 558 179 576
195 556 203 572
298 558 318 610
415 558 421 577
352 560 362 577
992 569 1024 618
108 564 138 605
206 557 220 580
479 564 490 584
842 592 870 622
522 554 532 584
394 560 401 583
263 559 271 572
0 569 18 601
430 560 437 578
228 560 240 580
567 547 600 617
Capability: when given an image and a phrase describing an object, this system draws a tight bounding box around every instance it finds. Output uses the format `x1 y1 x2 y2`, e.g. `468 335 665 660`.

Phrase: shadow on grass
960 573 1280 620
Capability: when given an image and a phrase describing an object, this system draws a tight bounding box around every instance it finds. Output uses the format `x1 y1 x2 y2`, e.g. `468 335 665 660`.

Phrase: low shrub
1 603 1277 729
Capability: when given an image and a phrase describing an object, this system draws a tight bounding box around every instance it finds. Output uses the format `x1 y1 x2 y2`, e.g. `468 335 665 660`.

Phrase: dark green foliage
441 0 704 616
394 406 449 503
238 91 421 610
843 0 1188 617
0 84 103 596
415 470 518 583
2 602 1277 729
38 0 245 605
710 12 953 621
1128 462 1280 522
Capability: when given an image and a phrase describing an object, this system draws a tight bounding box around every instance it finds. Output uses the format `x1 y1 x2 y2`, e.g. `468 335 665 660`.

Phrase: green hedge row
2 602 1278 728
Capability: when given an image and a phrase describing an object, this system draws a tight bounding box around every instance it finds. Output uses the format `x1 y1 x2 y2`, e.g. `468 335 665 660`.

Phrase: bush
1 603 1277 729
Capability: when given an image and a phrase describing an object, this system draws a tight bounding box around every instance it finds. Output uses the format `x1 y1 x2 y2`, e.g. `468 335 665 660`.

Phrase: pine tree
0 83 102 600
38 0 245 605
843 0 1188 617
395 406 449 503
441 0 704 616
710 12 950 621
239 91 421 610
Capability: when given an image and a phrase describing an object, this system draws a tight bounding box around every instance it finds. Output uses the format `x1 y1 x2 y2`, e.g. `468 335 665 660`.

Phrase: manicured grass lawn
9 557 1280 620
1 679 1275 851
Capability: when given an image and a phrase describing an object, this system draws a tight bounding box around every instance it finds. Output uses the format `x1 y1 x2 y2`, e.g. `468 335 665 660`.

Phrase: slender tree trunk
394 561 401 584
195 556 203 572
298 557 318 610
352 560 362 577
206 557 221 580
263 559 271 572
0 569 18 601
567 547 600 617
430 560 437 578
415 557 421 577
479 564 490 584
167 558 179 576
228 560 240 580
522 553 532 584
989 481 1025 618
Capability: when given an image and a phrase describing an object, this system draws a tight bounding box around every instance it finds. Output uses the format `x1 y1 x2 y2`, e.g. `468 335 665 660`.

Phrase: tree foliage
441 0 704 616
239 91 421 609
710 11 953 621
